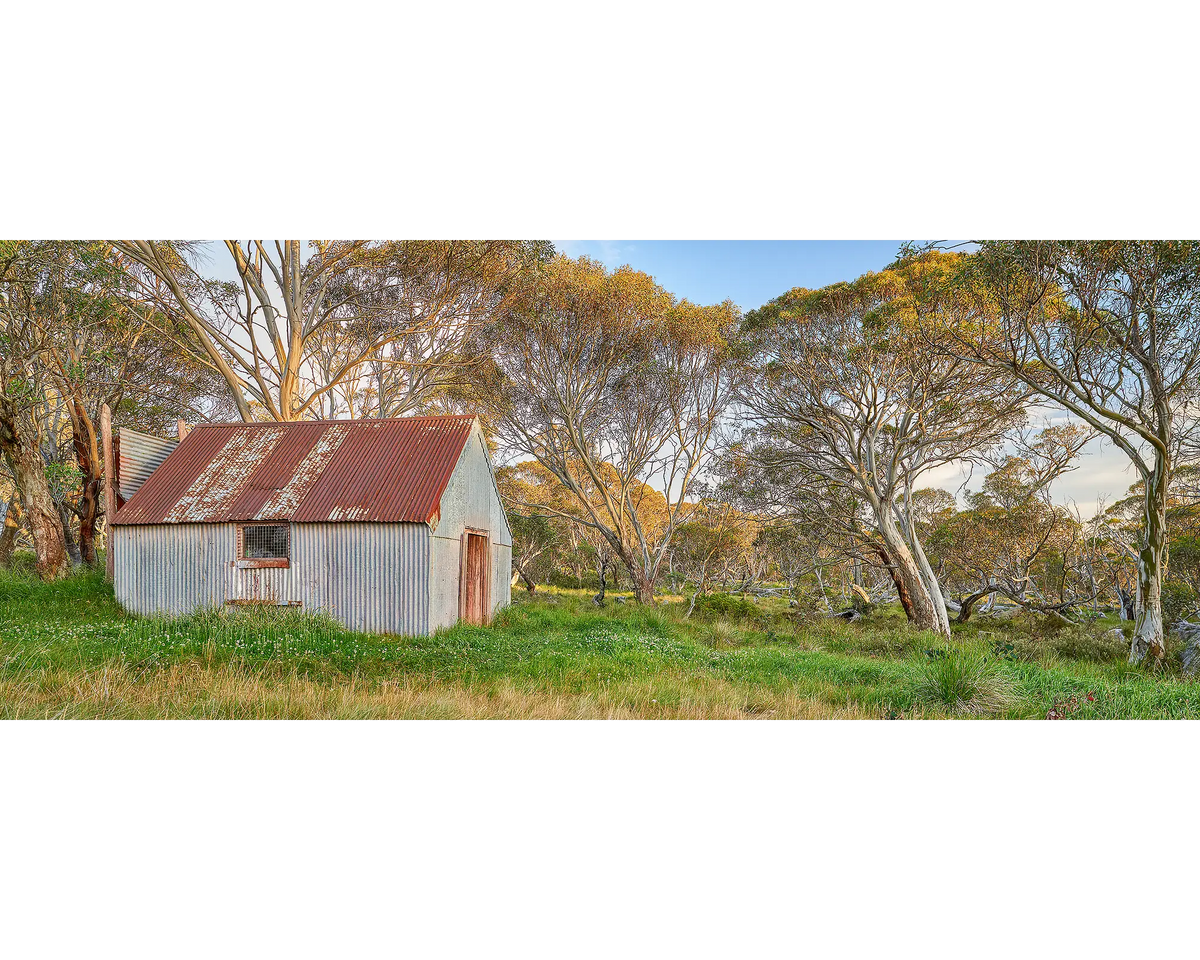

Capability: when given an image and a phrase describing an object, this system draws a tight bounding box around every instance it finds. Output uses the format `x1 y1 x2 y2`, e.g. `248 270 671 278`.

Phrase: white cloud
552 240 637 270
550 240 582 257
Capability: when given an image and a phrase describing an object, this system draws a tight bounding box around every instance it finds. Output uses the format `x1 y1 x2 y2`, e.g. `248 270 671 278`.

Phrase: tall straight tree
113 241 548 422
949 241 1200 664
483 256 739 603
741 253 1028 639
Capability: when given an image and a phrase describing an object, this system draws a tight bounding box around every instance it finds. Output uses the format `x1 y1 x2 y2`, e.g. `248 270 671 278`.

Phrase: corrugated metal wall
292 522 429 634
116 429 178 503
113 521 430 635
112 522 231 616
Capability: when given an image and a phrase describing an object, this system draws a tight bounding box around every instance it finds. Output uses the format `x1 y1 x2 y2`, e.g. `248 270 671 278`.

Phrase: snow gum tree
950 241 1200 664
483 255 739 604
740 252 1028 640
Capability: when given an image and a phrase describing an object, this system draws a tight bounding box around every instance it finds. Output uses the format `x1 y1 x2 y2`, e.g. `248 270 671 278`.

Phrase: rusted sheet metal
291 418 473 524
163 425 287 523
113 416 476 526
112 426 229 525
227 422 340 519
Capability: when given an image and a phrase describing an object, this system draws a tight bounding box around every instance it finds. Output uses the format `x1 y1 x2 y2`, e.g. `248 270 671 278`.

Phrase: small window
238 523 290 567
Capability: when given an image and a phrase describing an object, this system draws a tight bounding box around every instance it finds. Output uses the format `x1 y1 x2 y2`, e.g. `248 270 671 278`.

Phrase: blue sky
554 240 905 313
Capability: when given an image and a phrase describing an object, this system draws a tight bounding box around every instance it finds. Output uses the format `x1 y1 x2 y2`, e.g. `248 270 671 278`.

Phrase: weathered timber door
460 531 491 625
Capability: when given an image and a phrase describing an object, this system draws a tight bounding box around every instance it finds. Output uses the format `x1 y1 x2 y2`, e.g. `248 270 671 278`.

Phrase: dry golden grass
0 660 875 720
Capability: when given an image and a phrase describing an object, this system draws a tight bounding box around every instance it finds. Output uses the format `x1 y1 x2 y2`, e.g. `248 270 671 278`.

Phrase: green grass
2 560 1198 718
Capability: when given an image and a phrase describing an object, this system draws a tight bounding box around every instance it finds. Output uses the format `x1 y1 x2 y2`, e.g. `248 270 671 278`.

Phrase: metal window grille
243 524 289 559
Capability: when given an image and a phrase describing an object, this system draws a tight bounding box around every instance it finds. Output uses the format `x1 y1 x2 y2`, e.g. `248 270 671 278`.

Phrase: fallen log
826 608 862 622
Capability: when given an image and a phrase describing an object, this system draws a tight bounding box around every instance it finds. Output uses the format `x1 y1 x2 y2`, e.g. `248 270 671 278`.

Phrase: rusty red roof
112 416 478 526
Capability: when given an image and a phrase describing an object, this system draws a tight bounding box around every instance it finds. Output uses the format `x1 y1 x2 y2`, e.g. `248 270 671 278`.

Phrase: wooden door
461 531 491 625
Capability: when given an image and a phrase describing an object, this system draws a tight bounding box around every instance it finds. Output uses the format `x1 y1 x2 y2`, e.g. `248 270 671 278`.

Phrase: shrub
1017 624 1128 662
689 592 761 622
1161 581 1199 625
700 619 739 648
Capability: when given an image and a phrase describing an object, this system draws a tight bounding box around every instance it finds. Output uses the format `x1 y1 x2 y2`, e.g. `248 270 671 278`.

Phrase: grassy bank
2 562 1197 718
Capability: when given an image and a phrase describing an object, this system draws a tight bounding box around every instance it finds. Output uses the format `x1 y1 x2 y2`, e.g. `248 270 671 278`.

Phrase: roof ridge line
191 414 478 428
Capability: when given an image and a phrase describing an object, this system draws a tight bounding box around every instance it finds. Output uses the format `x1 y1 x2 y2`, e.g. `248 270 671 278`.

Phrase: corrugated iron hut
110 415 512 634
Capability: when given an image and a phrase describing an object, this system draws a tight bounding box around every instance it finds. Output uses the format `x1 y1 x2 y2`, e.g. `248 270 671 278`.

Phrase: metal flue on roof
112 416 477 526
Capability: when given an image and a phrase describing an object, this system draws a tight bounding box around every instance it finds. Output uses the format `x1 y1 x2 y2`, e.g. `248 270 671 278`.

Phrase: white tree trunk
1130 460 1168 665
875 507 944 638
908 524 952 640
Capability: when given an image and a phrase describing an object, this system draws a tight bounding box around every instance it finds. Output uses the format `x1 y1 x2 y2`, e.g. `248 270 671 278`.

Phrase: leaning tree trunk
0 494 23 566
955 585 995 624
876 547 915 620
513 562 537 593
876 509 944 638
1130 461 1169 665
908 526 952 639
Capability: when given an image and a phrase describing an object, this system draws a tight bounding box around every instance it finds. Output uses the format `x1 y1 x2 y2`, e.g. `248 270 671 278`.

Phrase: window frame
236 522 291 569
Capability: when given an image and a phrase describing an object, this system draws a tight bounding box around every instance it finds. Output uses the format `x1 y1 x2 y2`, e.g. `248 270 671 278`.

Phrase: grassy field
3 558 1199 718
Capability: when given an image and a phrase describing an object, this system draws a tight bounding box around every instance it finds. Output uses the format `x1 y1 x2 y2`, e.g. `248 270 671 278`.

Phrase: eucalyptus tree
495 462 576 593
0 242 70 578
740 253 1028 639
671 499 757 615
928 427 1094 624
949 241 1200 663
1 240 221 576
113 240 548 422
483 255 739 603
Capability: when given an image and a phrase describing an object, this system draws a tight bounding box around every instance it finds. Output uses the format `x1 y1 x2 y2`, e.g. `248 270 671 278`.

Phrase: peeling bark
876 508 944 637
876 547 915 620
908 523 952 639
1129 459 1168 665
0 402 69 580
68 399 102 566
628 565 655 605
612 541 656 605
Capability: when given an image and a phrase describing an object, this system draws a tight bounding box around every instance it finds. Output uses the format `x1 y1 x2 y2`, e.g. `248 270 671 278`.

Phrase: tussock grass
915 646 1016 715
